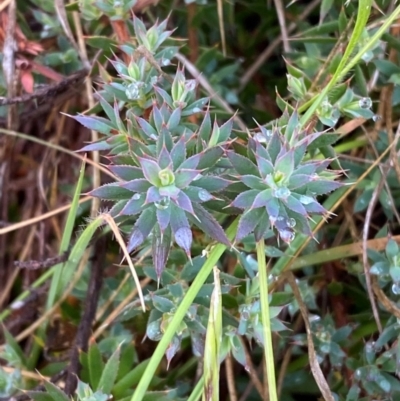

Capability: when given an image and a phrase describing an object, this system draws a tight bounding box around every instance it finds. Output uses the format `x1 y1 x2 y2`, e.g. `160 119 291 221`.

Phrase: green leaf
72 114 115 135
26 392 54 401
90 183 133 200
97 346 121 394
2 327 27 367
43 380 70 401
88 343 104 390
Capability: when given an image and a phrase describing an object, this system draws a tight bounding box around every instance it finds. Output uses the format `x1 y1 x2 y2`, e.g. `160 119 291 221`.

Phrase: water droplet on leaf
299 195 314 204
198 189 212 202
155 196 170 210
392 283 400 295
359 97 372 109
273 187 291 199
132 193 141 200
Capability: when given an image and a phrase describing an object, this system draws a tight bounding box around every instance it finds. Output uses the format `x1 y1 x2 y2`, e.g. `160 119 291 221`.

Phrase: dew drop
372 114 381 122
299 195 314 205
287 217 296 228
132 193 141 200
279 228 295 243
161 59 171 66
125 82 143 100
359 97 372 109
198 189 212 202
354 369 362 380
392 283 400 295
155 196 170 210
273 187 291 199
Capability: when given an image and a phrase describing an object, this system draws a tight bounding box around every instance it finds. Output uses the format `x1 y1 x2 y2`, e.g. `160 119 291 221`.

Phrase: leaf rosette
229 119 342 243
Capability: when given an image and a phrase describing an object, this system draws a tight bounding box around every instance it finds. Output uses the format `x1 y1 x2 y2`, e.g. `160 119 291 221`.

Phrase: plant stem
130 217 239 401
256 239 278 401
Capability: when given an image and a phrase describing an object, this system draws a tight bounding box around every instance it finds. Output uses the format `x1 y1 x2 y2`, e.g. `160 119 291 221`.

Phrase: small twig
273 0 290 53
14 251 69 270
225 353 238 401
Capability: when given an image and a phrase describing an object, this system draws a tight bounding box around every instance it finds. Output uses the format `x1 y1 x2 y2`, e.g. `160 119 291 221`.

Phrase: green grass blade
130 217 239 401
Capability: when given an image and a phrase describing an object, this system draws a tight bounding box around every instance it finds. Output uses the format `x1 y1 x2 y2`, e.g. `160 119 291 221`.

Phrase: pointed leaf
191 176 232 192
284 195 308 215
175 191 195 215
275 148 295 178
88 343 104 390
251 188 273 209
97 346 120 394
175 169 201 188
256 155 274 178
138 157 162 186
158 146 173 169
120 196 144 216
191 203 230 246
127 207 157 252
267 131 282 163
72 114 115 135
288 174 313 189
236 208 264 241
304 179 342 195
241 175 264 190
170 136 186 170
43 381 70 401
90 183 133 200
152 225 172 280
108 165 143 181
170 205 192 255
178 153 200 170
122 179 152 193
232 189 258 209
197 147 224 170
145 186 162 204
137 117 158 140
157 206 171 232
227 152 259 176
78 140 113 152
254 209 270 241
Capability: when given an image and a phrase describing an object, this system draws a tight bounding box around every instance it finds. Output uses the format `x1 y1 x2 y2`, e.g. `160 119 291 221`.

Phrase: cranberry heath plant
69 14 347 401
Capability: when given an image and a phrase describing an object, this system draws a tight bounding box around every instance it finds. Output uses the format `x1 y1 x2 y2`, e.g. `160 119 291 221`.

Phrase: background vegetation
1 0 400 400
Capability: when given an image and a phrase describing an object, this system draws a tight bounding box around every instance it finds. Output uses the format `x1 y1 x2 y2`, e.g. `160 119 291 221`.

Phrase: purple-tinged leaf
171 136 186 170
136 117 158 140
127 207 157 253
314 159 334 173
291 163 317 176
256 155 274 178
127 137 153 158
284 195 308 215
152 105 164 133
108 165 143 181
156 206 171 232
109 200 129 217
175 227 192 256
241 175 264 190
254 141 271 162
278 228 295 244
158 146 173 169
267 131 282 164
152 225 171 281
303 200 327 215
288 174 313 189
266 198 281 224
182 97 209 116
122 179 152 193
227 152 259 176
191 203 230 246
144 186 162 204
154 86 173 107
174 191 195 215
72 114 115 135
197 147 224 170
285 110 299 143
218 116 234 143
293 141 307 167
120 196 143 216
77 140 113 152
168 107 181 130
89 183 132 200
198 110 212 143
275 148 295 178
178 153 201 170
251 189 273 209
236 208 265 241
231 190 258 209
254 210 270 241
303 179 343 195
166 335 181 369
175 169 201 188
191 176 232 192
138 157 162 187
